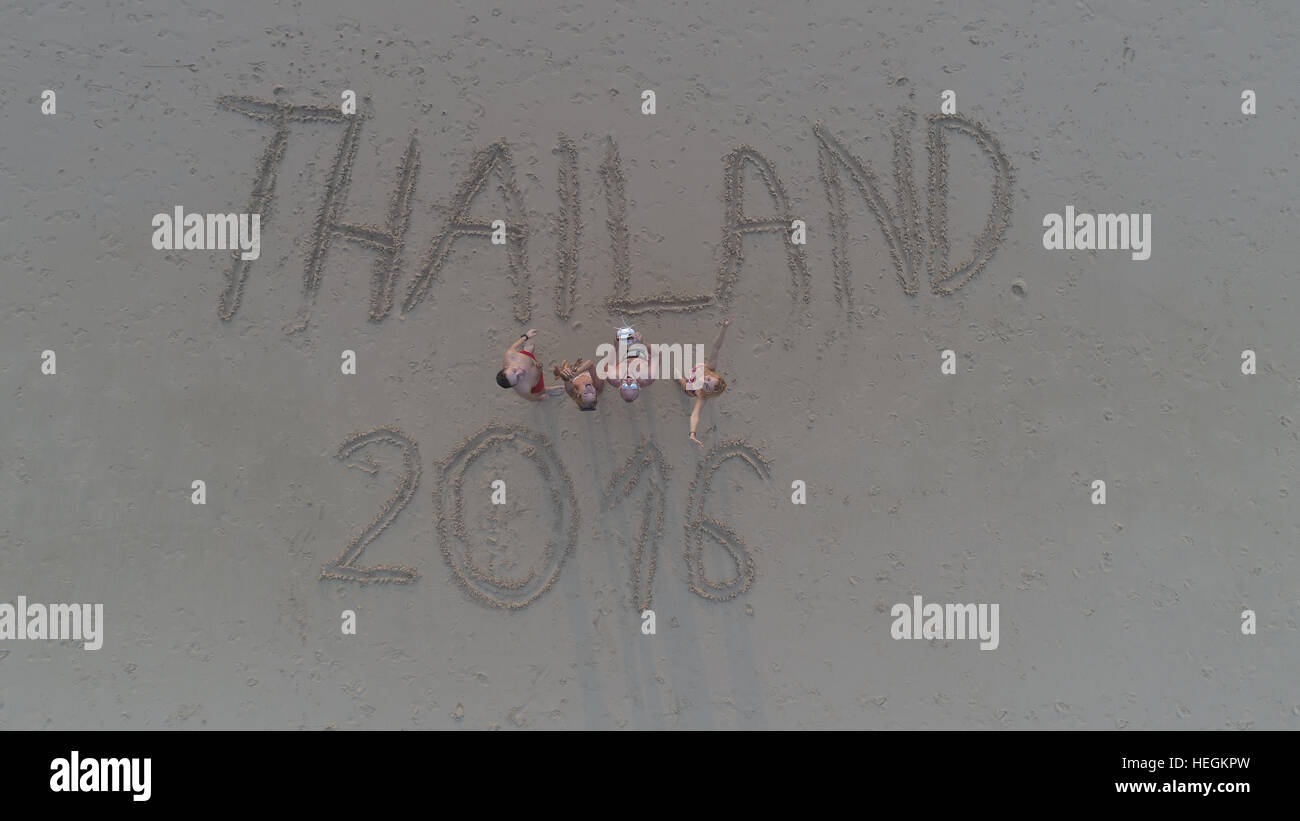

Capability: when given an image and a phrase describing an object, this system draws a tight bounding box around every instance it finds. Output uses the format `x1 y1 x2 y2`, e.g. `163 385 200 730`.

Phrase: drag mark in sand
816 112 924 309
318 425 770 604
684 439 771 602
369 134 420 321
294 112 420 331
217 95 334 320
216 101 1013 333
217 94 420 329
326 130 420 323
601 137 713 315
925 113 1014 295
815 110 1013 316
602 138 809 315
434 424 578 609
554 133 580 320
602 440 670 611
598 137 635 308
720 145 811 306
323 427 421 583
402 140 531 323
291 109 365 332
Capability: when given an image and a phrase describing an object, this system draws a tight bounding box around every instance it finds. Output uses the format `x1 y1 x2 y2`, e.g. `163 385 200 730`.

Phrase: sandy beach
1 0 1297 729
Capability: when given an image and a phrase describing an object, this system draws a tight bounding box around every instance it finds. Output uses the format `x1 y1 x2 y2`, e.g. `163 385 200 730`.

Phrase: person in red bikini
496 329 564 401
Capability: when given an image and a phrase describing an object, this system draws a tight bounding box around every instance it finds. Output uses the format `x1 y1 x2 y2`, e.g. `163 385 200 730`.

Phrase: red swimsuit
683 363 703 397
518 350 545 394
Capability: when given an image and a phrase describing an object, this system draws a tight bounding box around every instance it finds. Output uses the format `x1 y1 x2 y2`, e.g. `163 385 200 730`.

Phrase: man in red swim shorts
496 329 564 401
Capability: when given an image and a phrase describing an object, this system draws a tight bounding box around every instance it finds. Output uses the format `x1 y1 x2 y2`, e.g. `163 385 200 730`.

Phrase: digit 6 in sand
683 439 771 601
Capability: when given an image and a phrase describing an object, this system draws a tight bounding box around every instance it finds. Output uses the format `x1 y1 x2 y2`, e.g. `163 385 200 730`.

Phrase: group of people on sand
496 318 732 449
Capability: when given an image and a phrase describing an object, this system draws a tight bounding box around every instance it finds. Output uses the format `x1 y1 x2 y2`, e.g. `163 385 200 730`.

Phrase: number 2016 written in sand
325 424 770 610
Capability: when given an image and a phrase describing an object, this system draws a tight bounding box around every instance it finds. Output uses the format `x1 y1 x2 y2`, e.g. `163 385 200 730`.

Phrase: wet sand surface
1 0 1297 728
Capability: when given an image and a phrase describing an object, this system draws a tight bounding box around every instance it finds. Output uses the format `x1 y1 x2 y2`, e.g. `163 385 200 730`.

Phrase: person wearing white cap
606 327 655 403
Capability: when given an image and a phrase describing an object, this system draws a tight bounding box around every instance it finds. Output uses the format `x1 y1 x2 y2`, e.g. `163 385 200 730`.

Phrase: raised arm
507 328 538 354
705 317 731 370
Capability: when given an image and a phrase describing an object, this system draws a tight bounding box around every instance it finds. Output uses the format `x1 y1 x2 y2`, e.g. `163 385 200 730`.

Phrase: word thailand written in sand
212 94 1015 328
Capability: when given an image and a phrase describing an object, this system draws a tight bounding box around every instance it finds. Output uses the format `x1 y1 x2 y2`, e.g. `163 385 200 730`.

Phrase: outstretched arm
688 395 706 449
508 328 539 354
705 317 731 370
